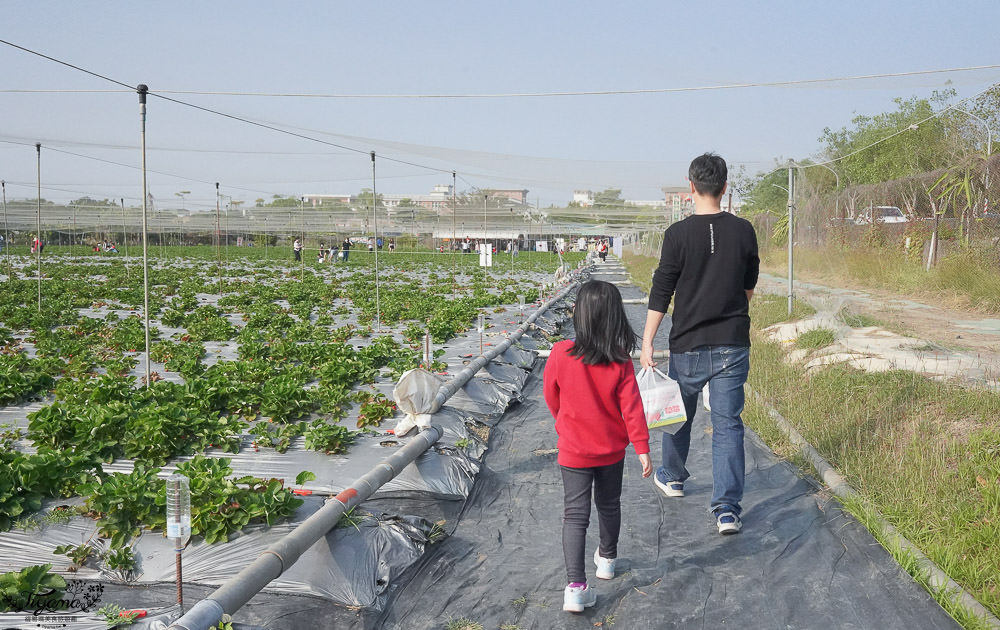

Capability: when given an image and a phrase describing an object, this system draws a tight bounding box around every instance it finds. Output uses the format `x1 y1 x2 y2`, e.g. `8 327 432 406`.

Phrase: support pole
215 183 222 295
371 151 381 332
787 167 794 317
2 181 9 273
35 143 41 311
138 85 152 387
120 198 130 277
452 170 457 297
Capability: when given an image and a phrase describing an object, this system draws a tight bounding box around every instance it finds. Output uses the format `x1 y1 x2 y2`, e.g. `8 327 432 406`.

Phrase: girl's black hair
569 280 637 365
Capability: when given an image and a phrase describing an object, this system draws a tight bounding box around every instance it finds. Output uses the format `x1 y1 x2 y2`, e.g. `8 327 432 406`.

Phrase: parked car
855 206 907 225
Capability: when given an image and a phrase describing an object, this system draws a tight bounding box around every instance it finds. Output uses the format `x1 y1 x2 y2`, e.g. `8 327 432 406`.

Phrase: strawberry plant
0 564 67 612
80 464 161 548
102 545 136 581
303 420 356 454
0 450 96 531
259 374 317 423
356 392 396 429
53 543 95 572
97 602 141 627
185 305 236 342
0 353 55 404
150 340 205 376
249 420 304 453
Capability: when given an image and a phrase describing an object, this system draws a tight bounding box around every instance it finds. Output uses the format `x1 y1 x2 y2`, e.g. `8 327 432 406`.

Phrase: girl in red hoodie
544 280 653 613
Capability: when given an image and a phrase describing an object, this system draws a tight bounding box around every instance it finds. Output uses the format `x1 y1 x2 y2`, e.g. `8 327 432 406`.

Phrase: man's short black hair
688 153 728 198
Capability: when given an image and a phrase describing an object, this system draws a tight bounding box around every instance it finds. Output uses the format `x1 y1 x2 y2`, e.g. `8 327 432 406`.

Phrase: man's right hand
641 310 667 369
639 344 657 369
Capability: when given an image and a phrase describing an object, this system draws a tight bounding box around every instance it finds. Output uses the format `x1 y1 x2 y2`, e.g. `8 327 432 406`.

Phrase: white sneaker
563 583 597 612
593 549 616 580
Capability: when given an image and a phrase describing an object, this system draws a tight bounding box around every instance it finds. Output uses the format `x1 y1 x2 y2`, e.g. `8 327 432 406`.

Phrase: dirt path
757 272 1000 386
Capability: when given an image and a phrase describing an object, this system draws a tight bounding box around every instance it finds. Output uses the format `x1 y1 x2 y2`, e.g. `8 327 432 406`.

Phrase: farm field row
0 248 580 589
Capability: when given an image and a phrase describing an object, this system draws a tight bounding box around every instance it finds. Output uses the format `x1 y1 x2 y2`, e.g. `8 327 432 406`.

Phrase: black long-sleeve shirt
648 212 760 353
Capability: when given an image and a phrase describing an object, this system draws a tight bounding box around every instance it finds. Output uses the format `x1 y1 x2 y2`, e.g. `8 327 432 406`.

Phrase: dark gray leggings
561 458 624 584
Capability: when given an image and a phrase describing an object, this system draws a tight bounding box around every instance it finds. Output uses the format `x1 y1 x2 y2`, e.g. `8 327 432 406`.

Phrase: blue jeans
660 345 750 515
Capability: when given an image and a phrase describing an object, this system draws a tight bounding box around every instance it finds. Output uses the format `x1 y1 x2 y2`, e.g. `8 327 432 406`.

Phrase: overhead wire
3 64 998 98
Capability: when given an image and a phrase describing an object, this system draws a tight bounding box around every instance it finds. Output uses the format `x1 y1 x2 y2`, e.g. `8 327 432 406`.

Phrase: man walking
639 153 759 535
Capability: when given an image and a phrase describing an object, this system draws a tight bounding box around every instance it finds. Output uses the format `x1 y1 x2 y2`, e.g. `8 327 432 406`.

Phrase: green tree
266 195 302 208
593 188 623 209
740 168 789 217
353 189 384 210
69 197 119 209
819 90 955 186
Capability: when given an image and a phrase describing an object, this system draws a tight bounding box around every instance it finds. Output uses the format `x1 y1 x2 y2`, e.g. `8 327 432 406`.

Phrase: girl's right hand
638 453 653 478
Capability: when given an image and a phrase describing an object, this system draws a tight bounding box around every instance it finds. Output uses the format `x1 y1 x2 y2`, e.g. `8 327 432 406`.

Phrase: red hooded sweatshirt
543 340 650 468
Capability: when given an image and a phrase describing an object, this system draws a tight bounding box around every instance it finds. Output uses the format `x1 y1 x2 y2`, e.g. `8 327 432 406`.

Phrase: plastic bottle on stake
166 473 191 546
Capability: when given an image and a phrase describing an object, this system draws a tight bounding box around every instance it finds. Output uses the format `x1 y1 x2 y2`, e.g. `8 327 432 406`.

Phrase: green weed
795 327 836 349
839 308 885 329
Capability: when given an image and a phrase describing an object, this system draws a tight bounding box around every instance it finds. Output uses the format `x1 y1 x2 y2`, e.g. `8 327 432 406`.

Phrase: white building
572 190 594 207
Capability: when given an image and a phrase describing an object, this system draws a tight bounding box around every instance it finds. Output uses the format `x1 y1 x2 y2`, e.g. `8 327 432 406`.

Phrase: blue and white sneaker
653 469 684 497
563 583 597 612
716 511 742 535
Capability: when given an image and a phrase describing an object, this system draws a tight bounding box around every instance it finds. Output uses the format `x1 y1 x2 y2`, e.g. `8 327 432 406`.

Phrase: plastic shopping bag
637 367 687 434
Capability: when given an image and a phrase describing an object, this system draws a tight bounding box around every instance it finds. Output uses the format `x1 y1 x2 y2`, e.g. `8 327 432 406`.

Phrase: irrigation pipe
749 389 1000 629
168 271 582 630
431 274 580 412
165 425 443 630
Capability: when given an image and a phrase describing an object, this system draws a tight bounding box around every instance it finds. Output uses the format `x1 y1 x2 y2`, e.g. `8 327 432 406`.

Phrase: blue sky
2 1 998 209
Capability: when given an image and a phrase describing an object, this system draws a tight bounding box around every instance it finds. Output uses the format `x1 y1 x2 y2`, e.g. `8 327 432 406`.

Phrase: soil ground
756 272 1000 387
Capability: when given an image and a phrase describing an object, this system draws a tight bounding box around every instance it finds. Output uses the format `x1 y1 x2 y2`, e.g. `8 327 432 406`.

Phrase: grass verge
759 245 1000 314
745 293 1000 627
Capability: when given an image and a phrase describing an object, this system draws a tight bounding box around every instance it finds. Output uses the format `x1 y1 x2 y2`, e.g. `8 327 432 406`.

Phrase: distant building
488 189 530 205
662 186 694 221
624 199 666 209
572 190 594 207
302 194 352 207
384 184 454 211
305 184 529 214
721 196 742 214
